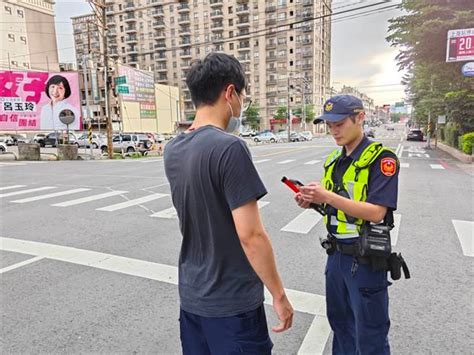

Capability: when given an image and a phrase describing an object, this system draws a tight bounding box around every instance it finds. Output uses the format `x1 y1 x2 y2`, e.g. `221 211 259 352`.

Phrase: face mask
226 92 244 133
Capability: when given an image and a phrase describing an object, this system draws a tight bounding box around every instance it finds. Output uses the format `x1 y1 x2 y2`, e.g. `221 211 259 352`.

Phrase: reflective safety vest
321 142 395 240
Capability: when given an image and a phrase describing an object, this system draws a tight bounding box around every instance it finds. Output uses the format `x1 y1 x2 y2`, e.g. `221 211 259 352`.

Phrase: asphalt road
1 124 473 354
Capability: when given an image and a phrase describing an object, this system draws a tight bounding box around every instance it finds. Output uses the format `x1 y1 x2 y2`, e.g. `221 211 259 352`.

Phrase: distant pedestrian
164 52 293 354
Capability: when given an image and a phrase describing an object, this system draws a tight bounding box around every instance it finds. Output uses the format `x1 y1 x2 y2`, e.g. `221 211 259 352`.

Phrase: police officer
295 95 399 355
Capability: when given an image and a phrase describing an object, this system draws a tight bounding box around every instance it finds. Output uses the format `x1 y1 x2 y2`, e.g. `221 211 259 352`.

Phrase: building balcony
125 35 138 43
266 55 277 61
156 52 167 61
211 22 224 31
125 26 137 33
154 42 166 49
212 34 224 42
265 19 276 26
180 26 191 35
302 64 312 69
152 8 164 17
124 14 136 22
238 55 251 63
237 45 250 51
236 5 249 14
303 0 312 6
266 91 277 98
127 47 138 54
155 31 166 39
303 51 312 57
266 42 276 49
180 50 192 58
153 21 165 29
178 16 190 24
301 39 312 45
209 0 223 8
179 40 191 47
124 2 134 10
236 19 250 28
237 30 250 38
156 65 167 72
265 5 276 13
210 10 223 18
177 3 190 11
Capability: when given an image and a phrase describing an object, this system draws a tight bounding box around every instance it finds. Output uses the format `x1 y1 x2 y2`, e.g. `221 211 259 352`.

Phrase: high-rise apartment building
0 0 59 72
74 0 331 129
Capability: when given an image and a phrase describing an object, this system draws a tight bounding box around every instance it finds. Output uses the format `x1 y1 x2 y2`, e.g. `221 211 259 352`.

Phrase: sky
54 0 407 106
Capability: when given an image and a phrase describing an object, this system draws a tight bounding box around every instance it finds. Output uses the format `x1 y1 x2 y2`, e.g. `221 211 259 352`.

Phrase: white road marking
395 144 401 156
430 164 445 170
150 207 177 219
253 159 271 164
452 220 474 257
0 186 57 198
400 163 410 168
140 159 163 163
424 154 430 158
304 160 322 165
0 185 26 191
52 190 128 207
0 162 27 166
151 200 270 219
277 159 296 165
11 188 91 204
398 145 404 158
281 209 323 234
297 316 332 355
391 214 402 246
0 237 331 353
408 153 422 158
0 256 44 274
97 193 168 212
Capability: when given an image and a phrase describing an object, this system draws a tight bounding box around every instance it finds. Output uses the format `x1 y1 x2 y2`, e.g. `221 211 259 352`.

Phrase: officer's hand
295 193 311 209
272 294 294 333
299 182 328 204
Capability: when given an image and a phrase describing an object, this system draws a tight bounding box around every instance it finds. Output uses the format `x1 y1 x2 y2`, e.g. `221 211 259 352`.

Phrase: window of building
229 19 233 26
229 31 233 38
8 33 15 42
204 11 208 18
278 12 286 20
120 26 124 32
228 6 233 14
119 15 123 21
253 15 259 21
23 62 29 68
119 4 122 10
290 60 293 66
17 9 24 17
229 43 234 50
173 62 177 68
4 6 11 15
194 12 198 19
11 60 18 66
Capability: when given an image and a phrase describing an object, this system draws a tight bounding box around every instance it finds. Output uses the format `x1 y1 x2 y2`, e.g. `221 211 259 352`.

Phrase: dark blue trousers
326 251 391 355
179 304 273 355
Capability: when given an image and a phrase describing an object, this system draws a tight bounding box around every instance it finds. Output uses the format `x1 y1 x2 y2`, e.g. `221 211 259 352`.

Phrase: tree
390 113 402 123
243 105 260 130
386 0 474 137
274 106 288 120
292 104 315 123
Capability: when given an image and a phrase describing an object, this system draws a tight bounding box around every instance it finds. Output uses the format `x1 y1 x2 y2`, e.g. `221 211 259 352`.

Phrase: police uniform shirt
332 135 399 211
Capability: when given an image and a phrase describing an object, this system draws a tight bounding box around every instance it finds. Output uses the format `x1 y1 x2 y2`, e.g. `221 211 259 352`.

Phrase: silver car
76 133 106 149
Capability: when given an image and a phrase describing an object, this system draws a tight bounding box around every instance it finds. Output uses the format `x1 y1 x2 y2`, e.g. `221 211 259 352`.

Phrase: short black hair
45 75 71 99
186 52 246 108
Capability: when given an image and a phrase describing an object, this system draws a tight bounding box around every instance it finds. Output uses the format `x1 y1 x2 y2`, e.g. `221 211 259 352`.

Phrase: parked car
406 129 424 141
100 133 151 154
0 134 14 146
32 133 46 144
76 133 106 149
289 132 304 142
300 131 313 141
0 142 7 152
239 129 258 137
275 131 289 142
153 133 166 143
386 125 395 131
8 134 28 145
41 132 78 147
253 132 278 143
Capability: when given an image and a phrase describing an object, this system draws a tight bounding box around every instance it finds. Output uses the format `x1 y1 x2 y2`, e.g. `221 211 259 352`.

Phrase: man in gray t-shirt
164 53 293 354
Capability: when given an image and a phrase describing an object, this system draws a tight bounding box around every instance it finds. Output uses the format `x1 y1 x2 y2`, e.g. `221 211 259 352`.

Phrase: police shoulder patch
380 157 397 176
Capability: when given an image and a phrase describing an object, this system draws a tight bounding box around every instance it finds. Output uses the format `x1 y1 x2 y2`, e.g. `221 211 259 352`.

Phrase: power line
1 1 396 64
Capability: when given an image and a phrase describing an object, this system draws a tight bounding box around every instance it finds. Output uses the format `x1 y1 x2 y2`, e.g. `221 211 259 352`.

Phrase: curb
436 141 472 164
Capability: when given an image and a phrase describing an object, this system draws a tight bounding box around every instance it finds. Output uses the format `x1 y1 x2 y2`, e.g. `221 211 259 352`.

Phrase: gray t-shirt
164 125 267 317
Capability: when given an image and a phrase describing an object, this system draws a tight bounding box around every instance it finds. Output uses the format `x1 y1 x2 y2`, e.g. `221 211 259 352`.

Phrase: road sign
437 115 446 124
114 76 127 85
461 62 474 77
446 28 474 63
117 85 129 94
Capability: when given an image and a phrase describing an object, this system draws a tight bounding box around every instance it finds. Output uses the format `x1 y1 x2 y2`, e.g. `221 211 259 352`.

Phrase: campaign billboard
0 71 81 131
446 28 474 63
117 65 156 119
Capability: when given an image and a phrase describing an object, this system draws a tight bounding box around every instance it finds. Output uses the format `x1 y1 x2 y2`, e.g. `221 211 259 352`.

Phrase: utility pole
82 54 93 157
426 75 433 149
101 0 113 159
